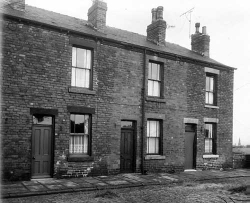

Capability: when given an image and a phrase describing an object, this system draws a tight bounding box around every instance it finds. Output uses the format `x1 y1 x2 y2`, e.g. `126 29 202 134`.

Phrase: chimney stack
88 0 107 32
146 6 167 46
4 0 25 11
191 22 210 57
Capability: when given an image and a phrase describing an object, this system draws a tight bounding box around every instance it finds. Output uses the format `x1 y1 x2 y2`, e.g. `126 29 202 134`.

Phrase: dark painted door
184 124 196 170
120 129 134 172
32 126 52 178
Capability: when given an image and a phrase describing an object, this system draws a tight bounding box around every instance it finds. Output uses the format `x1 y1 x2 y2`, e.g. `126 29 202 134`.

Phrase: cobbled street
3 177 249 203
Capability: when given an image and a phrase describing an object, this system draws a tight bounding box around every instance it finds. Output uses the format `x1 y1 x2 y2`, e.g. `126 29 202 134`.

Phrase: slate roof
1 4 235 69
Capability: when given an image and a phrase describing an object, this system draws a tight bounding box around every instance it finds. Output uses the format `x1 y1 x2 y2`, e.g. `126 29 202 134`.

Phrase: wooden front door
120 122 134 172
32 126 52 178
184 124 196 170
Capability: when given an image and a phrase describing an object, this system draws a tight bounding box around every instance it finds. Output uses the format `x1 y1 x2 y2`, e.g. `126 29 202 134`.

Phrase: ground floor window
204 123 216 154
70 114 91 155
147 120 161 154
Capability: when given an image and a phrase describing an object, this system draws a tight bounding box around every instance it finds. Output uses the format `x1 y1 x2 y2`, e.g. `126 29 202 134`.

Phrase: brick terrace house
1 0 235 180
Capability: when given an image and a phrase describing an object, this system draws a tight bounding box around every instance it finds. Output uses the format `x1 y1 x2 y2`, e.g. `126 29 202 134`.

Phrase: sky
25 0 250 145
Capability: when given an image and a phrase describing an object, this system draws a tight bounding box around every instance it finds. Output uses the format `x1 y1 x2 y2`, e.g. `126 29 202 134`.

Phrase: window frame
146 119 162 155
147 61 163 98
205 73 217 106
69 113 92 156
71 46 94 90
204 123 217 154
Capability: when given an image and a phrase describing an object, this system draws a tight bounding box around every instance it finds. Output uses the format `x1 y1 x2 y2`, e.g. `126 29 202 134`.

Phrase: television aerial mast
180 7 194 38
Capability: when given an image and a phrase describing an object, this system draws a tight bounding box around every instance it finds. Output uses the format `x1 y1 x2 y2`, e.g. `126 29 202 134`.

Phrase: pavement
1 169 250 199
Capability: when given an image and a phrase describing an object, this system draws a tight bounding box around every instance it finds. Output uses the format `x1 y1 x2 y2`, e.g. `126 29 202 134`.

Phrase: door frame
31 114 55 179
184 123 197 169
120 120 137 173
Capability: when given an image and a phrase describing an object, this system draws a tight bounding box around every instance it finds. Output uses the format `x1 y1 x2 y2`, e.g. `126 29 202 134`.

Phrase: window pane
76 48 86 68
148 63 152 79
148 80 153 96
71 67 76 86
148 137 156 153
85 69 90 88
33 115 52 125
84 115 89 134
205 124 213 138
148 121 159 137
75 68 85 87
121 121 133 128
205 92 209 104
206 77 210 91
208 92 214 104
83 134 88 153
70 136 73 153
205 139 212 153
153 81 160 97
149 121 157 137
151 63 159 80
70 114 75 133
155 138 159 154
86 50 91 69
72 47 76 67
70 135 89 154
210 77 214 91
75 114 85 133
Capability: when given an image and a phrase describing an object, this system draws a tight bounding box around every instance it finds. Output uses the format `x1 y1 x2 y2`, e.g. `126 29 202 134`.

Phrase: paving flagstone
1 169 249 199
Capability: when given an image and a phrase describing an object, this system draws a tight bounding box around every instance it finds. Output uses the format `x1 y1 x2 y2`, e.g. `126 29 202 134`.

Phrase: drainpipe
141 49 147 175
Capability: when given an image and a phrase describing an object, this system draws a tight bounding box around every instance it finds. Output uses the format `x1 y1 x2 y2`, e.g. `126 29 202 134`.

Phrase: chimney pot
156 6 164 20
151 8 157 23
195 22 200 33
202 26 207 35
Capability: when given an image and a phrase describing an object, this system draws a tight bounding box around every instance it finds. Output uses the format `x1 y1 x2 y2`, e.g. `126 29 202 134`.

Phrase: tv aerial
180 7 194 38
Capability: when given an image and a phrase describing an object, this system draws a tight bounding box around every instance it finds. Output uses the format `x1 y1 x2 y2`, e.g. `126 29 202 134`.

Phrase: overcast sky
25 0 250 145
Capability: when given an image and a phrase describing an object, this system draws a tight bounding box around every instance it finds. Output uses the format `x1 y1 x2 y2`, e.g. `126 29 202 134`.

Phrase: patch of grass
228 186 247 194
95 190 119 199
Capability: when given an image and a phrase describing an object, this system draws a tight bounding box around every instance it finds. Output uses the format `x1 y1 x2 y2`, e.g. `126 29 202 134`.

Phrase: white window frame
71 47 92 88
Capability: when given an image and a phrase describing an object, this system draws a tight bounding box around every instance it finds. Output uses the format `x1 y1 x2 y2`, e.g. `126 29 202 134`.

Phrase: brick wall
2 16 234 180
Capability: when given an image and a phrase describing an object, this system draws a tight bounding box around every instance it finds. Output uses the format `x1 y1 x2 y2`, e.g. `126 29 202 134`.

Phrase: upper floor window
71 47 92 88
204 123 217 154
148 62 161 97
147 120 161 154
70 114 91 155
205 74 217 105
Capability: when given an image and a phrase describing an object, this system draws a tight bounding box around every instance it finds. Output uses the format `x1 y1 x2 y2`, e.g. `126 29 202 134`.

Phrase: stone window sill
146 97 166 103
205 105 219 109
203 154 219 159
145 155 166 160
68 155 94 162
69 86 96 95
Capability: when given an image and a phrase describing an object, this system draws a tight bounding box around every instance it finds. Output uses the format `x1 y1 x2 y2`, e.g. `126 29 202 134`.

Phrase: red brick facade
1 1 235 180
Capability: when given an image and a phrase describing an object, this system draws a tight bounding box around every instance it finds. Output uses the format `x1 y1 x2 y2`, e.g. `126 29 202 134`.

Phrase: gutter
2 13 237 71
